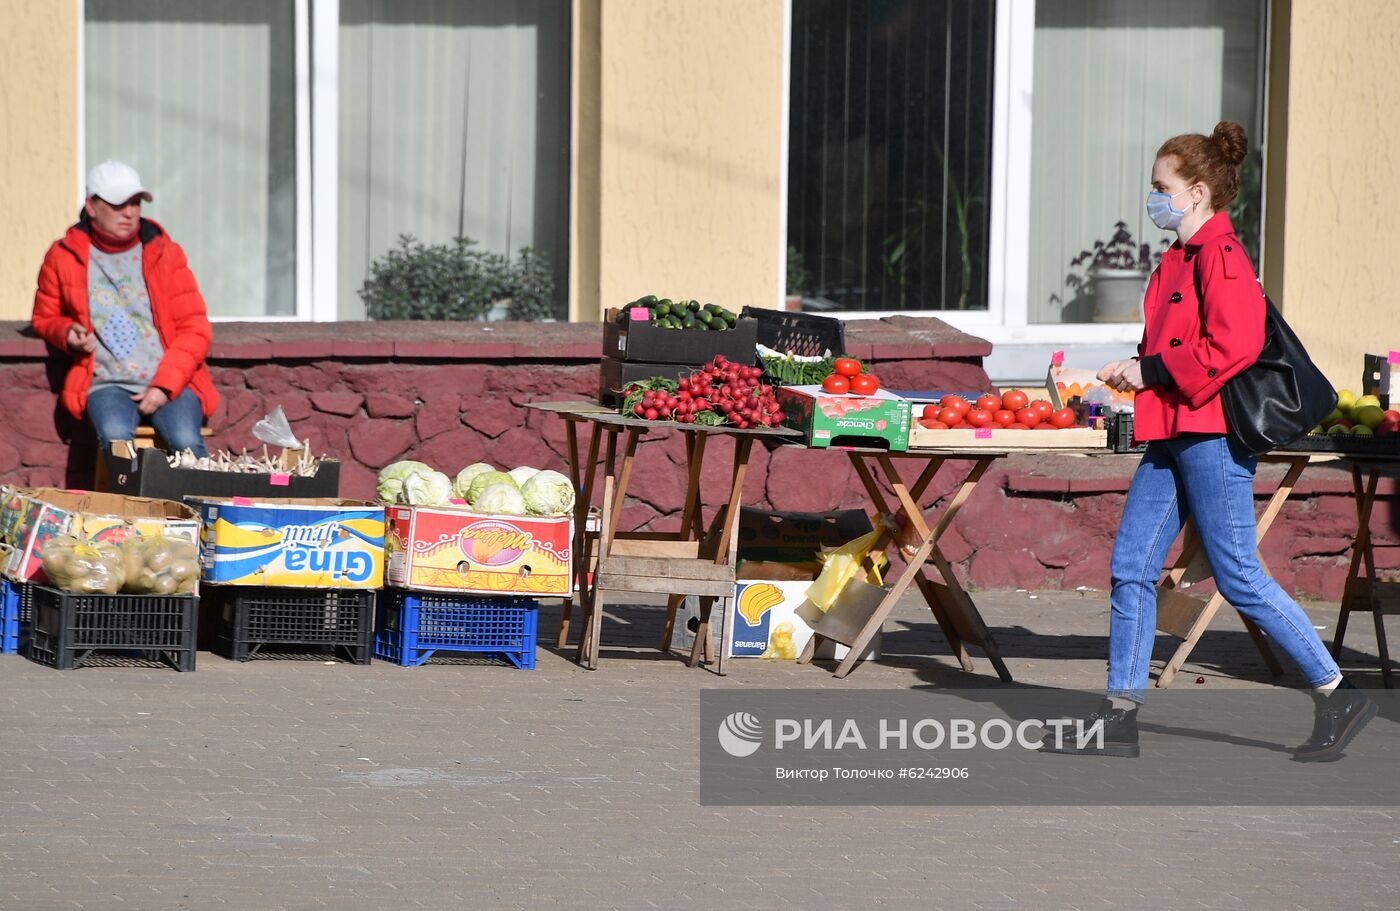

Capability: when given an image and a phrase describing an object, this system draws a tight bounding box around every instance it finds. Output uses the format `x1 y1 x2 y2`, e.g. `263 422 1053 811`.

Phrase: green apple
1352 424 1375 436
1337 389 1358 415
1328 424 1352 436
1321 408 1345 426
1353 404 1387 428
1310 425 1325 435
1355 394 1383 412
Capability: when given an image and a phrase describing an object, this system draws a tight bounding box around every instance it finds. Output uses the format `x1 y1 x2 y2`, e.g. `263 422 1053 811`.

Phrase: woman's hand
1098 359 1146 393
131 386 170 416
66 325 97 355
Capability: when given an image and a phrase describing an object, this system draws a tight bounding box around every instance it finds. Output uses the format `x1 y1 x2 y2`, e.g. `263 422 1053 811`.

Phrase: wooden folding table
795 447 1017 680
526 402 799 672
1329 455 1400 686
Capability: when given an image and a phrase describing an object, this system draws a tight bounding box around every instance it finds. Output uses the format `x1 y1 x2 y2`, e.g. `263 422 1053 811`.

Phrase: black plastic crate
27 585 197 671
1105 412 1146 453
376 589 538 669
213 587 375 664
741 306 845 358
1281 432 1400 455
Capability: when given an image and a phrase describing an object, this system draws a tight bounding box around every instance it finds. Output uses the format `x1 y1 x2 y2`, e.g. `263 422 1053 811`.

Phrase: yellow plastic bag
803 527 887 613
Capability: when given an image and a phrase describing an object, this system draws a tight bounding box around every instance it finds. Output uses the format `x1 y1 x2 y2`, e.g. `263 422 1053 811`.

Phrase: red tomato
1049 407 1077 429
975 394 1002 413
992 409 1017 427
921 404 942 420
849 374 881 396
965 407 993 428
1001 390 1029 412
833 357 862 377
1015 407 1042 427
937 407 962 426
939 394 970 412
918 419 949 430
1007 422 1033 430
1030 399 1055 419
822 374 850 395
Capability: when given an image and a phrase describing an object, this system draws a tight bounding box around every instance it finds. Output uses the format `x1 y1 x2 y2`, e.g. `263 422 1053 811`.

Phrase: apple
1351 424 1375 436
1355 394 1383 412
1321 408 1345 426
1353 404 1387 429
1336 389 1358 415
1328 424 1352 436
1377 421 1400 436
1385 410 1400 424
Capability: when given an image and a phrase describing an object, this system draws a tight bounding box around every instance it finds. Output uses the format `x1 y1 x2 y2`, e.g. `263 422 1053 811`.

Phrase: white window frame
76 0 321 322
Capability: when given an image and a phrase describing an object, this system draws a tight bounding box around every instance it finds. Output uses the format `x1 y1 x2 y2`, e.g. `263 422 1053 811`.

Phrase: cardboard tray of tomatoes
905 391 1108 451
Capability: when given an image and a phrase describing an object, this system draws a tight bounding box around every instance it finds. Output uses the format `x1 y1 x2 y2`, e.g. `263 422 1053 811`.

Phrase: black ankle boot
1293 678 1377 763
1041 699 1140 758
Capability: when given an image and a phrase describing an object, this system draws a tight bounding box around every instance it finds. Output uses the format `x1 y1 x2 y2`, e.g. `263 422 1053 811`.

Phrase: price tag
974 427 993 439
232 496 254 506
1389 350 1400 364
449 498 467 505
1051 350 1066 366
269 473 291 487
630 308 651 321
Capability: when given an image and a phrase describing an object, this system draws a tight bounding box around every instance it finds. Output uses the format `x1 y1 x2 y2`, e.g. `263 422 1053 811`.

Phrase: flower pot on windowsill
1089 267 1148 323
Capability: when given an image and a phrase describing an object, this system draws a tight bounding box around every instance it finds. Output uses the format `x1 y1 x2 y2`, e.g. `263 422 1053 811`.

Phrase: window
82 0 570 321
786 0 996 314
1027 0 1267 325
85 0 298 317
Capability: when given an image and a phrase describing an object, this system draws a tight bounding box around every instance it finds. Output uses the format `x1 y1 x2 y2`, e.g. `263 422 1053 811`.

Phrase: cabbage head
465 470 516 505
453 462 496 500
521 469 576 516
402 468 454 506
473 482 526 516
507 466 539 487
377 460 431 503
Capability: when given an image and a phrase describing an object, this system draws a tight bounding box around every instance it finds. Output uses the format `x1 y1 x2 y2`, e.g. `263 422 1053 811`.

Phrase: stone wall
1 317 1393 600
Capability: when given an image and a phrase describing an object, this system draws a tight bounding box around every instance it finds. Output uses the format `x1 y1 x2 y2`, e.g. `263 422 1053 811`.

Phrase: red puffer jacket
1132 211 1265 441
31 218 219 421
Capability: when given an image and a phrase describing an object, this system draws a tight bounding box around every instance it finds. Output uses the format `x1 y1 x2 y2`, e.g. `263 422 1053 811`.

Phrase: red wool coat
1133 211 1264 441
31 219 219 421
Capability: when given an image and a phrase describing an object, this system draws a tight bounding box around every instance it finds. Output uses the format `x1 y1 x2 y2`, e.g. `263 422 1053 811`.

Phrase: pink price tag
629 308 651 321
1051 350 1066 366
974 427 993 439
449 498 467 505
232 496 254 506
1389 350 1400 364
269 473 291 487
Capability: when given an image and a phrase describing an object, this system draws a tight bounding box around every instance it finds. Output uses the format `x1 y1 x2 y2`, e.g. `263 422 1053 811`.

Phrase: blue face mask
1146 188 1192 231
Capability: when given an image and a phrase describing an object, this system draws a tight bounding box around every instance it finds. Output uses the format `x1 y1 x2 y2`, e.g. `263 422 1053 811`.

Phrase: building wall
572 0 787 322
0 1 79 322
1272 0 1400 392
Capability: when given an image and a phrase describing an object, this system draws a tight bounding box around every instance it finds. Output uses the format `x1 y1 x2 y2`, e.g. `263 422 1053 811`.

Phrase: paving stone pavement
0 589 1395 911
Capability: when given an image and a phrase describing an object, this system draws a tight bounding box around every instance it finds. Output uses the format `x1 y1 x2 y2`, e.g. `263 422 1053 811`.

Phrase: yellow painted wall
572 0 787 323
1272 0 1400 391
0 1 79 321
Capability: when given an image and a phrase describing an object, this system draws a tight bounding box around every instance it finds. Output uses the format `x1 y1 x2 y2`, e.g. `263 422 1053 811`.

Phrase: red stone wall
1 318 1392 600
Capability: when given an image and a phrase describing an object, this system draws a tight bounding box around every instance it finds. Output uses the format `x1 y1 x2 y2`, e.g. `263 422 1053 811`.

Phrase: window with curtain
338 0 571 319
1028 0 1267 324
85 0 297 317
786 0 995 314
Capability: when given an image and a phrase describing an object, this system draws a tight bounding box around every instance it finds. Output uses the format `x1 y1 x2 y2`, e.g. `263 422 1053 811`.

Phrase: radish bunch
623 356 786 429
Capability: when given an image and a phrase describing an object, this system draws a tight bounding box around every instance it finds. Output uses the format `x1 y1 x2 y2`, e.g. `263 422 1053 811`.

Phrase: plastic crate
213 587 375 664
1282 432 1400 455
375 590 538 669
1105 412 1146 453
741 306 845 358
27 585 197 671
1 578 33 655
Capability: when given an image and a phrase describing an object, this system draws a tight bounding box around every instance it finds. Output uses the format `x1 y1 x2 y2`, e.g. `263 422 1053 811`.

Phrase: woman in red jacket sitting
31 161 219 456
1043 123 1371 762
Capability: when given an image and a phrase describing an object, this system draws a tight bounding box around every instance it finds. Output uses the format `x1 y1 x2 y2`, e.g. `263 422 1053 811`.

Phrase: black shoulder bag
1193 254 1337 454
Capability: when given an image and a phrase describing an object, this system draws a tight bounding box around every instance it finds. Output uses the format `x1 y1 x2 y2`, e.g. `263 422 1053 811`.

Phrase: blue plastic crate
375 590 538 669
1 579 33 656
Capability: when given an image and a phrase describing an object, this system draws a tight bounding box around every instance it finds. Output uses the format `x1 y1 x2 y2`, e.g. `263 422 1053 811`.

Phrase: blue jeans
1107 433 1339 702
87 386 208 457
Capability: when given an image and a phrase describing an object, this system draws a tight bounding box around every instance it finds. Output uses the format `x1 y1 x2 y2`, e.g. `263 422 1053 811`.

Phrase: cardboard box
385 505 572 596
603 308 759 365
902 390 1108 450
3 488 200 584
0 486 31 548
777 385 911 451
101 446 341 500
597 358 696 409
192 497 385 588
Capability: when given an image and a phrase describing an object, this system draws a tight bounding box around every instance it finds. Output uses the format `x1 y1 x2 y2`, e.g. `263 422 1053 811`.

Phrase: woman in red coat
1043 123 1371 762
32 161 218 455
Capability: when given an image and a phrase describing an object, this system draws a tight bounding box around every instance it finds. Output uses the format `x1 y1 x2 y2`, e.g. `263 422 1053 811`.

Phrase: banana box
385 505 572 596
3 488 199 584
193 498 385 588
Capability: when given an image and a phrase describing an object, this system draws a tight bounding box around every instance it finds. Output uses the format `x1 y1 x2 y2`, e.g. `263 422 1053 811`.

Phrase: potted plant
1067 222 1163 323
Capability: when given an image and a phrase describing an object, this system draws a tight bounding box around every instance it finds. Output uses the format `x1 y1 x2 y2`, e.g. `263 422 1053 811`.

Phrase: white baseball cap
86 160 153 205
